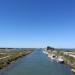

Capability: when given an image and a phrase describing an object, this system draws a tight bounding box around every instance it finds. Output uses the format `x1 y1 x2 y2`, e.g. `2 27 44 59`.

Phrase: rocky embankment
0 48 34 69
44 47 75 74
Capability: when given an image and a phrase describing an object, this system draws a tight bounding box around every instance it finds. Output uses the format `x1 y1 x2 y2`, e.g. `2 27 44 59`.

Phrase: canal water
0 49 73 75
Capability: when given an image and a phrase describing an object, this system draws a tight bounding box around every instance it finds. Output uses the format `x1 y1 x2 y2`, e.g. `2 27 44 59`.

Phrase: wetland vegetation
46 46 75 74
0 48 34 69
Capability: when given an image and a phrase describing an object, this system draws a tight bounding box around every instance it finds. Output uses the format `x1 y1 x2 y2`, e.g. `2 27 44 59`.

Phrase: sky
0 0 75 48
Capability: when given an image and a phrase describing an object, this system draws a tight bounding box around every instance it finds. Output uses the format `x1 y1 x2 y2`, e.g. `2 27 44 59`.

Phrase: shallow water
0 49 73 75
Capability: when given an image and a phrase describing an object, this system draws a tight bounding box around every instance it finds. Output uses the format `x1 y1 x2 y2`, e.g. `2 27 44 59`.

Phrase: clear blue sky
0 0 75 48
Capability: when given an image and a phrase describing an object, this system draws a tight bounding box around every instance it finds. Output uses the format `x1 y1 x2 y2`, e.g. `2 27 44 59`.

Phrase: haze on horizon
0 0 75 48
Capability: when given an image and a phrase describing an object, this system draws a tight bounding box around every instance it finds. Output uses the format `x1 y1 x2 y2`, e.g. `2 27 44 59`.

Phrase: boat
43 50 48 55
48 54 56 60
56 56 64 63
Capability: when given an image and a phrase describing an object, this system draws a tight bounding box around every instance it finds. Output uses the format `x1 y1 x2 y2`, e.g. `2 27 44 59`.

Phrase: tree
47 46 54 50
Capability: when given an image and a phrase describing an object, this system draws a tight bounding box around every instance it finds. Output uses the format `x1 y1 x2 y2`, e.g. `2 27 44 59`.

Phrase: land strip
45 47 75 74
0 48 34 69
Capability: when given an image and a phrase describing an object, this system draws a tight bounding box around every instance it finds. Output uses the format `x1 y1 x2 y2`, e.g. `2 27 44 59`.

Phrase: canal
0 49 73 75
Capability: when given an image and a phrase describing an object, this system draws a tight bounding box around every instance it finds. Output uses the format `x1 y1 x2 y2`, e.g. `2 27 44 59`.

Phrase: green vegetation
47 46 54 51
0 48 34 69
46 46 75 74
63 55 75 71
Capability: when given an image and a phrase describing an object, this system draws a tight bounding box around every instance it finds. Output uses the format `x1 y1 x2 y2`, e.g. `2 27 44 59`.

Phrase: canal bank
0 49 73 75
43 48 75 74
0 49 34 70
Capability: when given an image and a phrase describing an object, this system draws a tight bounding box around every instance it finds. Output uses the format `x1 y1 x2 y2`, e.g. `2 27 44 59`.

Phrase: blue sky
0 0 75 48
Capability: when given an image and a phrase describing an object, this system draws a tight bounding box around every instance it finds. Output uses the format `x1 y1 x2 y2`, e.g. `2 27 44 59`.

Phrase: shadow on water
0 49 73 75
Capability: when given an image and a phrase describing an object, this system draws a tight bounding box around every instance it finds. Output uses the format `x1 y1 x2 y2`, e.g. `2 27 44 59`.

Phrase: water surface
0 49 73 75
